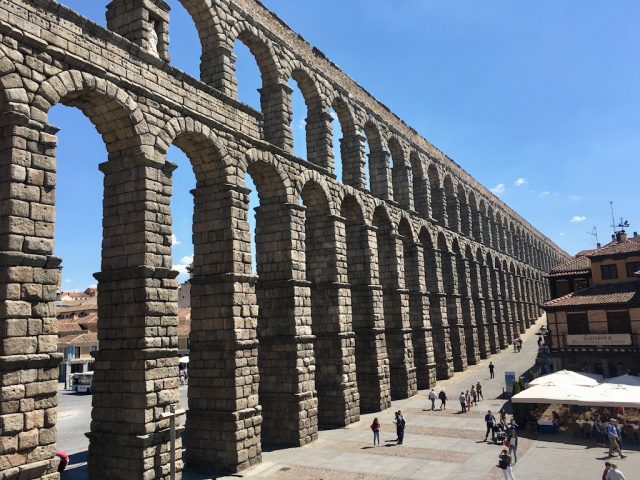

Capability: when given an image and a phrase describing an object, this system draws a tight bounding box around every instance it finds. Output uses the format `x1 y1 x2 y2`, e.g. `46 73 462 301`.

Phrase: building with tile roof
543 231 640 377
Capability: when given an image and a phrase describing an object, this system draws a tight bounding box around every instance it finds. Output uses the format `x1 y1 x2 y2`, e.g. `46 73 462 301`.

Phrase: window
74 347 81 358
574 279 588 291
601 264 618 280
555 280 570 297
566 313 589 334
607 311 631 334
625 261 640 278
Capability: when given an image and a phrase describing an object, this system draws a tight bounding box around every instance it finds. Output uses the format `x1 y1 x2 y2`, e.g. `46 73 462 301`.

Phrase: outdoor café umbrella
528 369 602 387
603 374 640 386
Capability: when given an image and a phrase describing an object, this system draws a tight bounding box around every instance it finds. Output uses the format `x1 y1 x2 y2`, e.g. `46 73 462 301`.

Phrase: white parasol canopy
511 382 592 404
576 383 640 408
603 374 640 386
528 369 602 387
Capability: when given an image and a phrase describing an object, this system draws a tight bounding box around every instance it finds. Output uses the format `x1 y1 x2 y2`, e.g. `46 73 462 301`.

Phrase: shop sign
566 333 632 346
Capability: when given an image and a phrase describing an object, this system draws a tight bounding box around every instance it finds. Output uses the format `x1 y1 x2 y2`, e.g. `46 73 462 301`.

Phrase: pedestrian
607 419 626 458
498 449 516 480
466 390 472 411
394 410 406 445
459 392 466 413
537 336 542 347
606 463 626 480
438 389 447 410
499 407 507 424
518 338 523 351
506 417 518 437
476 381 483 400
471 385 478 406
513 338 518 352
602 461 612 480
507 430 518 464
370 417 381 447
489 362 495 379
428 389 437 411
484 409 496 442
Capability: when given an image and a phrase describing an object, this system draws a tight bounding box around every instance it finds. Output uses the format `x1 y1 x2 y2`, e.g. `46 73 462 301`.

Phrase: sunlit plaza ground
58 316 639 479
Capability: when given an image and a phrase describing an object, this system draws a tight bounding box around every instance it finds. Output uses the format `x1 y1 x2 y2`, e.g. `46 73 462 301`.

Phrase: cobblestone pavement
192 315 639 480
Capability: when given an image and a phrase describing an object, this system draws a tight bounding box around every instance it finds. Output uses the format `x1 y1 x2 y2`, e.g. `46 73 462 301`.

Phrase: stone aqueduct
0 0 568 478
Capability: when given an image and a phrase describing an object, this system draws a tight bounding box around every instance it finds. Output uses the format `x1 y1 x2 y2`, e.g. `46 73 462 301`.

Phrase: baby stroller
493 424 507 445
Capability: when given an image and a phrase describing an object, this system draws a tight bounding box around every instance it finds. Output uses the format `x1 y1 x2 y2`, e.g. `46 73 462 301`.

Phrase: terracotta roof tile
587 238 640 257
542 280 640 309
549 256 591 276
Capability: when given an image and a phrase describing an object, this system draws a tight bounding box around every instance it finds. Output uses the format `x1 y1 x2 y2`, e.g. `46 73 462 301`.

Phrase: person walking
370 417 381 447
471 385 478 406
394 410 406 445
485 410 496 442
606 463 626 480
499 407 507 424
459 392 467 413
476 381 483 400
607 419 626 458
508 430 518 464
466 390 472 412
438 389 447 410
428 389 437 411
489 362 495 379
498 449 516 480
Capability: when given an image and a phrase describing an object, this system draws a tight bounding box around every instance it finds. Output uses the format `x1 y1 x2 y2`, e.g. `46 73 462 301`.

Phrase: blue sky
50 1 639 290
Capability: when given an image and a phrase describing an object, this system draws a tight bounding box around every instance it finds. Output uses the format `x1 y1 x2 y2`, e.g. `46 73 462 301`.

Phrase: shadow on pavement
61 451 87 480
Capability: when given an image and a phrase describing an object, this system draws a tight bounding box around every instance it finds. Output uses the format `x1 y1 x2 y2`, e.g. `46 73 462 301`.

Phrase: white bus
71 371 94 394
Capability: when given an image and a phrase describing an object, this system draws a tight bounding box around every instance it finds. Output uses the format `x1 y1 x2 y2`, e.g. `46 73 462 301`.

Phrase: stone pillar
469 260 489 359
89 158 182 480
442 251 467 372
510 273 526 334
341 132 367 190
0 122 62 480
459 257 479 365
392 164 413 211
309 214 358 427
482 213 492 248
349 223 391 412
473 210 484 244
480 263 499 354
306 110 334 174
259 82 294 153
491 221 500 251
379 233 416 399
405 244 436 390
446 193 460 232
369 149 393 201
424 248 453 379
254 203 317 447
489 266 506 349
460 201 472 238
106 0 171 61
184 182 262 473
433 187 448 227
498 268 513 344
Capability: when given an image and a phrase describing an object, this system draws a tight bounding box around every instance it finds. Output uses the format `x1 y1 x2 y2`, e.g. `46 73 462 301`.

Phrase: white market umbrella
603 374 640 386
512 382 591 405
178 356 189 364
577 383 640 408
529 369 602 387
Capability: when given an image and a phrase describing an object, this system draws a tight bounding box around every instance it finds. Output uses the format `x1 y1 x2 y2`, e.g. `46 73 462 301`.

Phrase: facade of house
543 231 640 377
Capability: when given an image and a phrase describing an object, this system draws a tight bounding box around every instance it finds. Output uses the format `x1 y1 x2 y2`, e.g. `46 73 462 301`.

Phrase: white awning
528 369 602 387
512 382 591 404
603 374 640 386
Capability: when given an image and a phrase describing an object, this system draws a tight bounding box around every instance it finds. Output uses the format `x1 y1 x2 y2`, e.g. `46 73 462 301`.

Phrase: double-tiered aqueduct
0 1 568 478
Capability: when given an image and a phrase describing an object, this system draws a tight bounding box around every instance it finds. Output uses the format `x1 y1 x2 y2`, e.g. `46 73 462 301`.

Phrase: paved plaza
58 316 638 479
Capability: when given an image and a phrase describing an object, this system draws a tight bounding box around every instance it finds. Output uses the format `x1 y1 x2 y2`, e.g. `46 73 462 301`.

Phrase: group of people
427 382 484 414
369 410 406 447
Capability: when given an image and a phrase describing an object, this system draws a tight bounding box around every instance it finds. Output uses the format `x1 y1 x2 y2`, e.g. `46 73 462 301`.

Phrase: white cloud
569 194 582 201
514 177 526 187
490 183 506 195
174 255 193 276
559 232 566 236
297 119 306 131
539 191 550 198
171 234 181 246
570 215 587 223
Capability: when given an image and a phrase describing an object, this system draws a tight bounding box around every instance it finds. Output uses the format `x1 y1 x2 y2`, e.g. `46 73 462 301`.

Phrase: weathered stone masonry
0 0 568 479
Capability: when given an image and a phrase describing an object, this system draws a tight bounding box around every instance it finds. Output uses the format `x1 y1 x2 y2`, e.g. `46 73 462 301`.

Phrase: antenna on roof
610 201 630 234
610 201 616 234
586 226 599 248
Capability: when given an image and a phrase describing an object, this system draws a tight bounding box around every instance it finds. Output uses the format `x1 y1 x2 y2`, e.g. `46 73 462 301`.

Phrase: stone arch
240 148 294 204
364 120 391 200
410 151 429 218
32 70 149 156
341 194 391 412
428 163 446 225
372 205 416 399
388 136 411 210
295 170 338 216
443 175 459 232
332 95 364 188
466 244 488 358
443 235 466 371
453 239 477 365
288 65 333 169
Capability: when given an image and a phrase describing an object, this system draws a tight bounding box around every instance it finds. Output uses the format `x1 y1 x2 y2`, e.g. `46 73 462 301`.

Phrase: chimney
611 234 616 240
596 242 601 248
616 230 628 242
634 231 638 238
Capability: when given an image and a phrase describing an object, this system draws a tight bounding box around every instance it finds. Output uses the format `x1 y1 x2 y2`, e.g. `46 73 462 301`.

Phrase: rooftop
542 280 640 309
